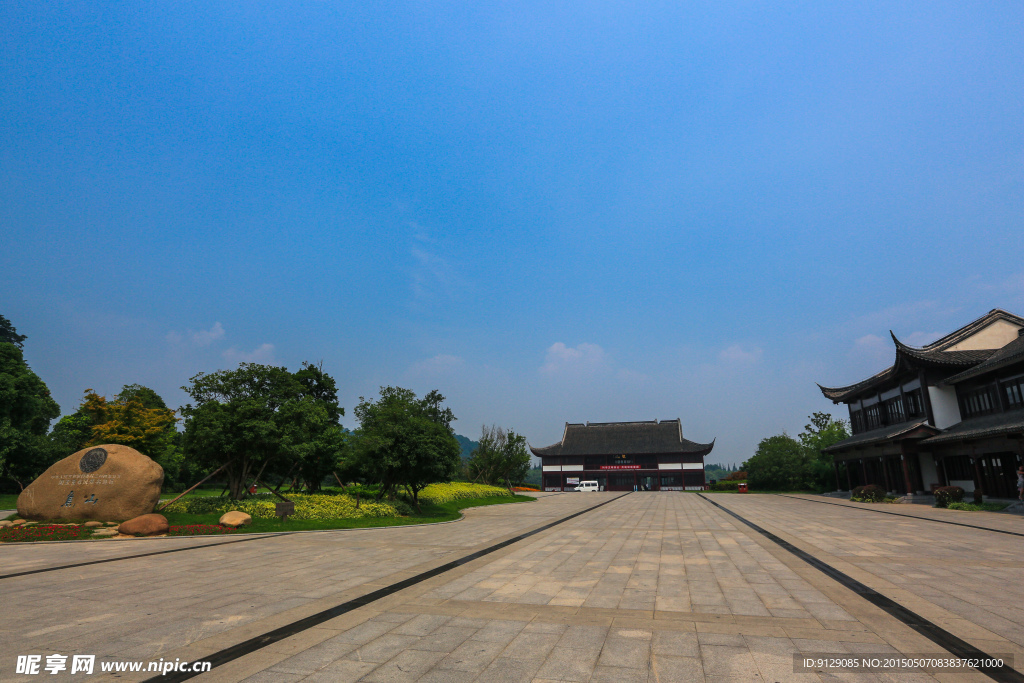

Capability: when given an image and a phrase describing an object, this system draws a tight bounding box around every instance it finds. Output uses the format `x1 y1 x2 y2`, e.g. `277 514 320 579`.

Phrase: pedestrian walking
1017 466 1023 501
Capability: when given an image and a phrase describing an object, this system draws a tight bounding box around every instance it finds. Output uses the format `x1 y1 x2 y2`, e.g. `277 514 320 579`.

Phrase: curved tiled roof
818 367 896 402
818 309 1021 403
920 409 1024 445
941 333 1024 385
530 419 714 457
889 333 996 367
822 419 938 453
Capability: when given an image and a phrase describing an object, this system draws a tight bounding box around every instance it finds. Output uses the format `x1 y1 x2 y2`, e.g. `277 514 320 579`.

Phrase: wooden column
833 461 841 491
971 445 984 497
845 460 853 490
899 443 913 495
936 456 948 487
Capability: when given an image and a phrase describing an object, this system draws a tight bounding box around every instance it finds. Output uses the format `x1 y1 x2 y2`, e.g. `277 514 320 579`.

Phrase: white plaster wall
928 385 962 429
950 478 975 492
946 319 1022 350
918 455 939 492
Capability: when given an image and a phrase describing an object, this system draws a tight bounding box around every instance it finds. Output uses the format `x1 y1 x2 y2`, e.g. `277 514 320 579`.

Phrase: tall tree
0 341 60 489
798 412 850 489
468 425 531 491
0 314 27 350
180 362 345 498
291 362 348 492
353 386 461 510
742 433 809 491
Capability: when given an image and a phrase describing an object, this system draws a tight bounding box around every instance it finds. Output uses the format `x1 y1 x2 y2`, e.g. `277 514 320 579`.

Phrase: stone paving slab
3 492 1019 682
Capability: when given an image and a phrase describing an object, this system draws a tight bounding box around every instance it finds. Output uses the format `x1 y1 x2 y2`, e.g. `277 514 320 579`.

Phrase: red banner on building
599 465 640 470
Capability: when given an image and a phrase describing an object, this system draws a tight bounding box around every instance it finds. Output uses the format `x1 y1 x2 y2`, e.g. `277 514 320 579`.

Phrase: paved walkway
2 492 1021 682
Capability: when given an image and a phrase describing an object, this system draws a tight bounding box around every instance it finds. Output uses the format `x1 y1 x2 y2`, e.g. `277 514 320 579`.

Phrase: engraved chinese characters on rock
16 444 163 521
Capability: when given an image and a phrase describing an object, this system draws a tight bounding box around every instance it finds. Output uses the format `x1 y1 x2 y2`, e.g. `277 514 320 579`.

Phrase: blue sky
2 2 1023 465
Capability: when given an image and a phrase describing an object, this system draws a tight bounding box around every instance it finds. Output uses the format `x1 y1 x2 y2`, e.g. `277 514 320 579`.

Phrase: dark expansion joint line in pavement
0 533 299 580
142 492 631 683
697 493 1024 683
776 494 1024 538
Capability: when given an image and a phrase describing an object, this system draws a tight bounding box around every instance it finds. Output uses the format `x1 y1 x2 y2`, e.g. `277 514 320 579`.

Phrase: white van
574 480 599 492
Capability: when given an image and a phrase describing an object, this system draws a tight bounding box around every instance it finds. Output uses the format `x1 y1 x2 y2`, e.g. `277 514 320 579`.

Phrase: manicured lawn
0 494 20 510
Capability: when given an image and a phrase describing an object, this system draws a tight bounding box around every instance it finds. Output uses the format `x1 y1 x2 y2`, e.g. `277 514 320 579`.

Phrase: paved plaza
3 492 1023 682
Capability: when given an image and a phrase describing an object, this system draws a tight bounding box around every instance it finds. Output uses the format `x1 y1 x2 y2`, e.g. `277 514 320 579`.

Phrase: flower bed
162 493 408 520
512 486 539 492
0 525 87 542
417 482 512 505
162 482 512 521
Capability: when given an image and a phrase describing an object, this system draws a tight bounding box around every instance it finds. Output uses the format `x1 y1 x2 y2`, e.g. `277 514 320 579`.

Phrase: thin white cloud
718 344 762 365
540 342 609 375
165 330 183 345
222 343 275 365
409 354 464 376
191 322 225 347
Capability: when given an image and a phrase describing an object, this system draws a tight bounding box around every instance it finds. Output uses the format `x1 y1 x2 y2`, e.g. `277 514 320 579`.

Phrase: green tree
179 362 344 499
0 341 61 489
798 412 850 490
0 315 27 350
353 386 461 511
291 362 349 492
743 433 809 491
468 425 531 491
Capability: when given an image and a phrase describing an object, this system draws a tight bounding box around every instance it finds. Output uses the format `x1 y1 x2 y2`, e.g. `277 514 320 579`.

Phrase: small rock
12 519 26 525
118 513 169 536
84 521 103 527
219 511 252 528
105 521 119 526
0 520 12 527
91 528 118 537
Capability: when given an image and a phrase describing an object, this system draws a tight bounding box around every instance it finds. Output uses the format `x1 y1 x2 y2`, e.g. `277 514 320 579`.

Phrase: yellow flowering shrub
163 493 405 520
417 482 512 505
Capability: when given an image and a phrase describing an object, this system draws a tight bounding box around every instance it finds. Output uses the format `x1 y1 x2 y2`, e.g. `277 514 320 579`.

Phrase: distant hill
454 434 480 462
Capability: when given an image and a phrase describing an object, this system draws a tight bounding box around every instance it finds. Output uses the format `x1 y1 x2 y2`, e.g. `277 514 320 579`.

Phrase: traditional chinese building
819 309 1024 499
530 419 714 491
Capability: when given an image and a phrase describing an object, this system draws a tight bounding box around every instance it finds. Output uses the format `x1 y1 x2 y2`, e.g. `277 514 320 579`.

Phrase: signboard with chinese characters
599 465 640 470
566 477 580 485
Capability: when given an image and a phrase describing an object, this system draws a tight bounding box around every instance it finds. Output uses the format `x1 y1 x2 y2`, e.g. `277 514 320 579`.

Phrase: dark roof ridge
941 334 1024 385
900 308 1024 352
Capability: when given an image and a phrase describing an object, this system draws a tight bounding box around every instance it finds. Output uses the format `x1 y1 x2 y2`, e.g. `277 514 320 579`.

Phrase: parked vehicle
574 480 599 492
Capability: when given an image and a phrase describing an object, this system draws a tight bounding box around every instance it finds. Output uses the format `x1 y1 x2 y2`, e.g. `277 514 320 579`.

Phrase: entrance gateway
531 419 715 491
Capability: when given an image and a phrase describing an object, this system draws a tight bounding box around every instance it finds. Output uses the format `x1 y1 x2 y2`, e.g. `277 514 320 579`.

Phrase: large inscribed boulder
16 445 163 521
